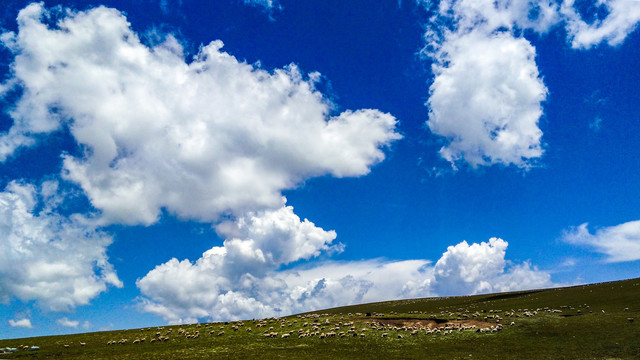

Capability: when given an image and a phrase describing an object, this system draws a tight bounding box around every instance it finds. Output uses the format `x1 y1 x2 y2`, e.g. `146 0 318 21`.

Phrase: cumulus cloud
432 238 552 295
0 3 400 225
0 181 122 312
57 317 80 328
9 318 33 328
427 30 547 168
137 203 343 323
562 220 640 263
423 1 551 169
561 0 640 48
138 230 552 323
423 0 640 169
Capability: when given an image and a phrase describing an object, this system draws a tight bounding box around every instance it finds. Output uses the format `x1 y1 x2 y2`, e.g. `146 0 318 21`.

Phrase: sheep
281 333 290 338
382 333 388 338
79 342 86 346
64 344 70 348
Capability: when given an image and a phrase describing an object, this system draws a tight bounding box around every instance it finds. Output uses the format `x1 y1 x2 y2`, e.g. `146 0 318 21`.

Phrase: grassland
1 277 638 359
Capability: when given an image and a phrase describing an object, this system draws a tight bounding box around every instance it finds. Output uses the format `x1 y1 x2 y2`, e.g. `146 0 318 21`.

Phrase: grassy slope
1 278 639 359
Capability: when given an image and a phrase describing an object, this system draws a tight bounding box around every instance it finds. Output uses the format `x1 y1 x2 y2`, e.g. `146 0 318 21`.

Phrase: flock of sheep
6 303 634 353
100 308 533 345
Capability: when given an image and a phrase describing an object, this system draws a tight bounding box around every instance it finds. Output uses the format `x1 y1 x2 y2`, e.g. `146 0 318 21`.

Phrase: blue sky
1 0 639 339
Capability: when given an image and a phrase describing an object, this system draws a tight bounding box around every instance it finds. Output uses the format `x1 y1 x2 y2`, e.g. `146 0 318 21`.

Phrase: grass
1 277 639 359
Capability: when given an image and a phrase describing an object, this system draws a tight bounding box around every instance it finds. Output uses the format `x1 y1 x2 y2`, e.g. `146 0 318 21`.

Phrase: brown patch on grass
362 317 496 329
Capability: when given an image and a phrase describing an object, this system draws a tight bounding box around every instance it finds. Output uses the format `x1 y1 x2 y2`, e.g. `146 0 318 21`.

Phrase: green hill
1 278 639 359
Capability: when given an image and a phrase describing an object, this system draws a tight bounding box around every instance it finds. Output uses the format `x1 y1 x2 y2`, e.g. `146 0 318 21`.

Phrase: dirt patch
361 317 496 329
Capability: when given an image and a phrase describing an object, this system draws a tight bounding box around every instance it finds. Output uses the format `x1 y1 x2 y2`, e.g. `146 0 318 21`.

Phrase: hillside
1 278 639 359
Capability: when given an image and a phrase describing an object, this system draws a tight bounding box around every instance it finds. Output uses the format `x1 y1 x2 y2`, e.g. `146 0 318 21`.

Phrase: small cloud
589 117 603 132
562 220 640 263
9 318 33 328
560 257 577 268
244 0 280 10
57 317 80 328
561 0 640 49
585 90 607 105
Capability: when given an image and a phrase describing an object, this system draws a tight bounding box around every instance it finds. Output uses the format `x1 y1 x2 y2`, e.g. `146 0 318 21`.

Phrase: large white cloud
0 3 400 225
423 0 640 169
432 238 551 295
138 221 552 324
423 1 551 169
561 0 640 48
562 220 640 263
0 181 122 312
427 30 547 168
137 203 343 323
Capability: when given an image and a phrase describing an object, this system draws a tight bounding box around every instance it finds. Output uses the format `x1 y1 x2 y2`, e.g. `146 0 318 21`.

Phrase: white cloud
562 221 640 263
432 0 559 35
0 181 122 312
244 0 280 10
561 0 640 48
589 116 603 131
432 238 552 295
423 1 551 169
0 3 400 225
9 318 33 328
138 230 552 323
137 203 343 323
422 0 640 168
427 30 547 168
57 317 80 328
